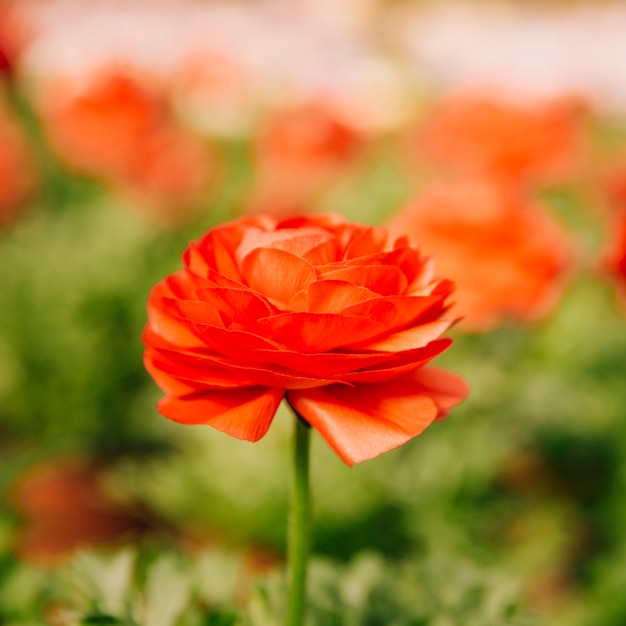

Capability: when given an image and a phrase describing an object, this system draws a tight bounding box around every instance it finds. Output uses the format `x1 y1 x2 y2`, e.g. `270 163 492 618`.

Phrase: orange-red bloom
39 70 214 216
246 103 363 216
9 457 148 565
387 178 573 331
143 214 468 465
0 102 35 227
413 93 583 183
0 3 29 79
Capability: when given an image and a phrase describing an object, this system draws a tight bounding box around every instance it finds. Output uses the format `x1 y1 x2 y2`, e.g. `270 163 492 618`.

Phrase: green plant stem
287 413 311 626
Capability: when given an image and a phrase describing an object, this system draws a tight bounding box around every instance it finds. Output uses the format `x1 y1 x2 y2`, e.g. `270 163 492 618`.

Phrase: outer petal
144 345 246 389
146 344 340 389
340 339 452 383
288 377 441 466
257 312 386 352
321 265 407 296
144 350 207 396
348 319 453 351
341 294 438 321
158 386 284 441
411 366 470 417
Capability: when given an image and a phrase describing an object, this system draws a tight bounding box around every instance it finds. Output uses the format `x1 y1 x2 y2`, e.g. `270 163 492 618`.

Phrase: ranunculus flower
387 178 573 331
41 71 164 181
39 70 214 216
245 103 363 216
143 213 468 466
412 93 584 184
0 102 35 228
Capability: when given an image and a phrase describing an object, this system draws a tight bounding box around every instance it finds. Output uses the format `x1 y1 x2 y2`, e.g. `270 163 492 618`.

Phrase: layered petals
159 386 284 441
287 366 467 466
143 213 467 464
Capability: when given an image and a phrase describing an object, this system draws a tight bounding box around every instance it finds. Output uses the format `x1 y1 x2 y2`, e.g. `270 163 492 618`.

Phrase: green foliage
0 546 539 626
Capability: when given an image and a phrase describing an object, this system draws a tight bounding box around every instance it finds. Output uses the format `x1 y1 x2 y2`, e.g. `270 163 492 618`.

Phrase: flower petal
343 225 389 259
159 386 284 441
147 287 211 349
288 376 442 466
144 345 246 388
162 297 226 327
187 324 280 355
302 239 341 265
144 349 206 395
344 247 423 285
193 286 275 328
183 242 210 278
241 247 317 307
411 366 470 417
340 339 453 383
320 265 407 296
203 228 245 282
342 294 448 332
146 343 339 389
247 348 402 377
307 279 377 313
348 319 453 351
257 312 386 352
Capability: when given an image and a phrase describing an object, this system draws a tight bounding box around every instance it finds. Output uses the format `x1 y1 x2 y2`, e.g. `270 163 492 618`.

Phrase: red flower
0 3 30 79
246 103 363 215
413 93 584 183
9 457 149 565
600 209 626 306
0 102 35 228
40 71 214 215
387 178 573 331
143 214 468 466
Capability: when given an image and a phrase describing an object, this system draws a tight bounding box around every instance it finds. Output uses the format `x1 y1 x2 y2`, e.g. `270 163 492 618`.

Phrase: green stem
287 413 311 626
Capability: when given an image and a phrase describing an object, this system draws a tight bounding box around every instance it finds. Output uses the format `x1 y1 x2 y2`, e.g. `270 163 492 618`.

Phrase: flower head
245 103 363 216
387 178 573 331
413 93 584 183
39 70 214 218
143 214 468 465
0 102 36 228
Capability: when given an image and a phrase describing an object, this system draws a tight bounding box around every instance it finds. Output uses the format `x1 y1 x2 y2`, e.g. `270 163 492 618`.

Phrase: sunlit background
1 1 625 624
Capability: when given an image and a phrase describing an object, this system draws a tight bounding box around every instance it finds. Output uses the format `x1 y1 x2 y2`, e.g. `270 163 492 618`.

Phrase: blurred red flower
0 102 35 227
0 2 31 78
143 213 468 466
387 178 573 331
39 70 215 216
413 93 584 183
600 209 626 306
246 103 363 215
604 163 626 213
9 457 149 565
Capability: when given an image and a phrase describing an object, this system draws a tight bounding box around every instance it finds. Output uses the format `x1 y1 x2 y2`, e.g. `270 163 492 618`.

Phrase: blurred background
1 1 625 624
